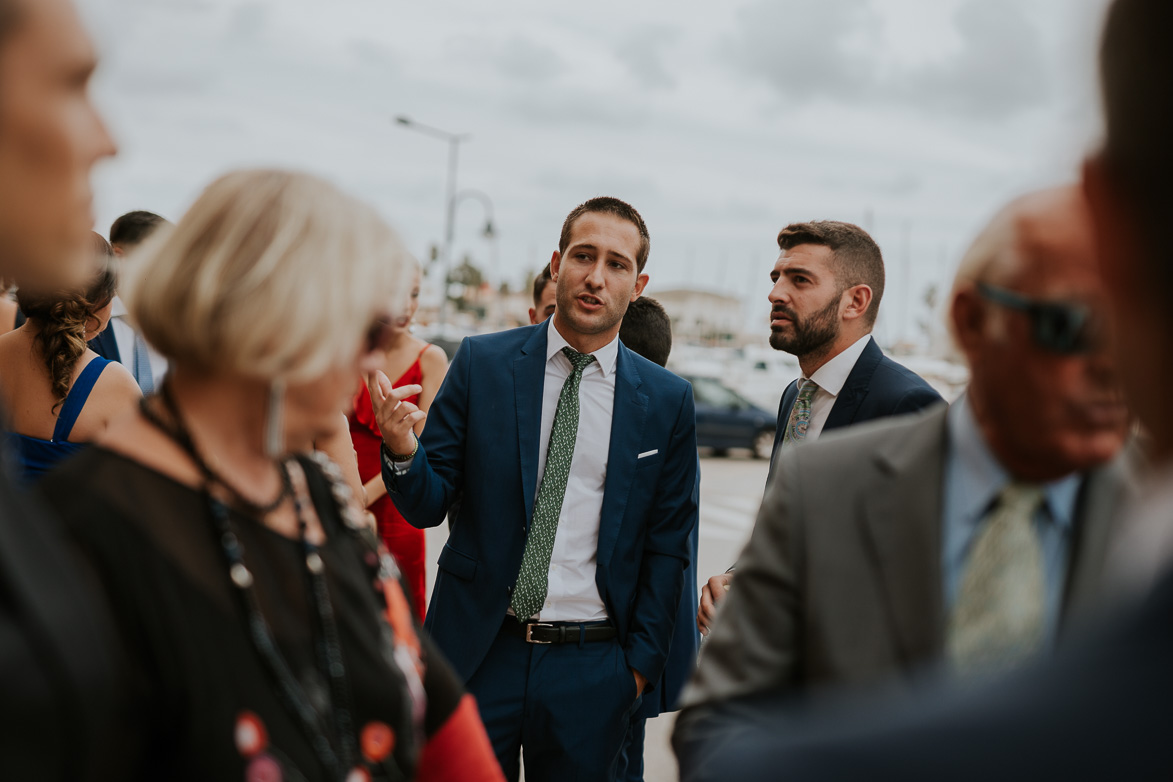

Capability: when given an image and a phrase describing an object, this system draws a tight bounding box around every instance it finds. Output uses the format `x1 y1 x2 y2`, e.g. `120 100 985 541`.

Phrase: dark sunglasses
364 315 396 354
976 282 1100 355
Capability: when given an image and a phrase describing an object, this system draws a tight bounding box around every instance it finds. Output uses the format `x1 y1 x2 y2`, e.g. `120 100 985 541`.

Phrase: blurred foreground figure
0 0 124 778
40 169 502 781
674 0 1173 778
675 184 1133 772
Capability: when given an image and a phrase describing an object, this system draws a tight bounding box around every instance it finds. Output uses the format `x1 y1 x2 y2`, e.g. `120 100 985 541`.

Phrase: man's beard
769 293 841 357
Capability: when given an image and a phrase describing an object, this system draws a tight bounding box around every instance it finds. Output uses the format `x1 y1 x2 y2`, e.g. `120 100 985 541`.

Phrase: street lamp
452 189 499 323
394 115 470 329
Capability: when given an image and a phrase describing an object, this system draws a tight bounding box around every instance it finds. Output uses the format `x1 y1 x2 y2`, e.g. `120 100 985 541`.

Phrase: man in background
88 209 169 390
528 263 557 325
614 294 697 782
618 296 672 369
697 220 942 634
0 0 124 778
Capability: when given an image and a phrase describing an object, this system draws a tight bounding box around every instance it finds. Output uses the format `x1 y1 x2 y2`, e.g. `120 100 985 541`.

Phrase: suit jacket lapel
857 405 949 662
1061 450 1136 631
769 380 800 477
515 325 549 527
598 346 647 569
824 337 882 432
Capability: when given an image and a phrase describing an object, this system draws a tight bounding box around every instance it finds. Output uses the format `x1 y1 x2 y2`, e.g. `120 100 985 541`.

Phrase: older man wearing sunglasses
674 184 1135 764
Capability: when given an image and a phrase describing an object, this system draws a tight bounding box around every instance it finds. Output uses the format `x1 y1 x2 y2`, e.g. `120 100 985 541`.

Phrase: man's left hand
632 668 647 698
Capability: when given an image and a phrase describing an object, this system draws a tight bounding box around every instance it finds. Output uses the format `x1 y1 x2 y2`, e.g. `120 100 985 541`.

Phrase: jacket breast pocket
634 451 664 470
436 543 478 582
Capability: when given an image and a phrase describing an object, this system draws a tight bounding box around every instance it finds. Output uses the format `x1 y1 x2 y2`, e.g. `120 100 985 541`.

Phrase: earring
264 378 286 458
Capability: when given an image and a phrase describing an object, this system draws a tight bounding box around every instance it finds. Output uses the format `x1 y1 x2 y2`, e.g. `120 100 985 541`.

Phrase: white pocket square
638 449 658 459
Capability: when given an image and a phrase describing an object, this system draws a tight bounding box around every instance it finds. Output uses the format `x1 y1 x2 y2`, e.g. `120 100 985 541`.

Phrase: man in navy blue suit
697 220 941 634
372 197 699 781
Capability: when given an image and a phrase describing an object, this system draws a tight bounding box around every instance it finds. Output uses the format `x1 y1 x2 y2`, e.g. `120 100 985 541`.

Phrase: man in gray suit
675 185 1133 757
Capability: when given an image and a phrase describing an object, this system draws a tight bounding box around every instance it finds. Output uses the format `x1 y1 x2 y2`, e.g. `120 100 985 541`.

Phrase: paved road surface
422 452 770 781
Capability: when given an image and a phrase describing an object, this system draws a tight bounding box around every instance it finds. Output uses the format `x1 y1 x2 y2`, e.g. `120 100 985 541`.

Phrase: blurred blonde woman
38 170 502 782
0 234 140 482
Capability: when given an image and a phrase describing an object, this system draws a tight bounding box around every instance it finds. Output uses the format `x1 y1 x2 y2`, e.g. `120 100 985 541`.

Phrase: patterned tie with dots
948 482 1046 675
511 346 597 621
781 378 819 446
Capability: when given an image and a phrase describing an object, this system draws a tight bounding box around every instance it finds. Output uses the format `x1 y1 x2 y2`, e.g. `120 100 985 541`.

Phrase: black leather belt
502 618 617 645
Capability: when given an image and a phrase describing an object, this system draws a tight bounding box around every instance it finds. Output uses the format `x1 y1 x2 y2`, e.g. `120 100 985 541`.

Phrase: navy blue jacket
772 337 942 461
385 323 700 694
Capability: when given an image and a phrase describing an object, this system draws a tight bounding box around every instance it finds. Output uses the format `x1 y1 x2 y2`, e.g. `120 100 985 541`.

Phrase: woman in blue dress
0 233 141 482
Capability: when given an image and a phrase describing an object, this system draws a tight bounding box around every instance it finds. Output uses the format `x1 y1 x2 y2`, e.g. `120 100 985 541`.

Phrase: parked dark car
684 375 776 459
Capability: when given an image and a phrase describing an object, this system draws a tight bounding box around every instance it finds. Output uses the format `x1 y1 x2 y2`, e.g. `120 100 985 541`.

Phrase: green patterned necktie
781 378 819 446
511 346 597 620
948 482 1046 675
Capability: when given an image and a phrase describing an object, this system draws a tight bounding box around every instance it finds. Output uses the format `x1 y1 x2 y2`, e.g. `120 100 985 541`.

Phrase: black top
40 447 464 781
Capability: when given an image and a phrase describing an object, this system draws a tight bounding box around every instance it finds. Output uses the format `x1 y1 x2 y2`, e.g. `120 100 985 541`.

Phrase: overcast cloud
77 0 1111 345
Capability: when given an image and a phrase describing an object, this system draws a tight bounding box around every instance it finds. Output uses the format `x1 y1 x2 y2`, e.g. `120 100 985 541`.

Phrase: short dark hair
109 210 168 250
777 220 885 326
559 196 650 272
1100 0 1173 285
619 296 672 367
532 263 553 307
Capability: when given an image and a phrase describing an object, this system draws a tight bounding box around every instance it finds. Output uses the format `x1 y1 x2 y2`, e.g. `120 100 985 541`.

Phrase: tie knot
797 378 819 400
997 482 1045 516
561 346 596 373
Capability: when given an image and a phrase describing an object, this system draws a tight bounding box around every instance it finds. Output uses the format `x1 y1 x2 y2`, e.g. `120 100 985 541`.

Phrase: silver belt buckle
525 622 555 644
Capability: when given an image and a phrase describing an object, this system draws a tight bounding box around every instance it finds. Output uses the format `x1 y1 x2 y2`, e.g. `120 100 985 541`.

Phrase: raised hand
366 370 425 457
697 572 733 636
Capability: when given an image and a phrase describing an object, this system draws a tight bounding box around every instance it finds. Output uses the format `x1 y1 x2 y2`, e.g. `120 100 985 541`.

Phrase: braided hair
16 234 118 412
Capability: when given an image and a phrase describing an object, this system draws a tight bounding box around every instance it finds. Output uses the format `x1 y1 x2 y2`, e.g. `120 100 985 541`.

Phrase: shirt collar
807 334 872 396
110 295 128 318
948 393 1082 532
545 317 619 377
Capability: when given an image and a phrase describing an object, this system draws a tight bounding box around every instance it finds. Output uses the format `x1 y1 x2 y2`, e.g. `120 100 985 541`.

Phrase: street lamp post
394 115 469 329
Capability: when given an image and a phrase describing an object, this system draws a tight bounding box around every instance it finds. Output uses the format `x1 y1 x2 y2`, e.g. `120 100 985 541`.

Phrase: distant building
652 288 744 345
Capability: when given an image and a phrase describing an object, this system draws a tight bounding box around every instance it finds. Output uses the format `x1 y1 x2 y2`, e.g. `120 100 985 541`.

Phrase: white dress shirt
388 320 619 621
801 334 872 441
529 318 618 622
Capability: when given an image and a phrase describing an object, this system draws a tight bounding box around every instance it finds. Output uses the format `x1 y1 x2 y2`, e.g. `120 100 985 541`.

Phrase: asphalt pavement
422 452 771 782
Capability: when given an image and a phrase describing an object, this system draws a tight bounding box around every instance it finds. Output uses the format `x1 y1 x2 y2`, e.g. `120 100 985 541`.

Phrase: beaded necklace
140 389 366 780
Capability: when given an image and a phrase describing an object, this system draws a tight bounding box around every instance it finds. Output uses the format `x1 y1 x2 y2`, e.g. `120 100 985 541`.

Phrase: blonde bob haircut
124 169 412 382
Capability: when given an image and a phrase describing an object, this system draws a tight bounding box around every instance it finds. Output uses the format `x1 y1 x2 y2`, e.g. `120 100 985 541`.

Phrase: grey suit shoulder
682 403 1136 713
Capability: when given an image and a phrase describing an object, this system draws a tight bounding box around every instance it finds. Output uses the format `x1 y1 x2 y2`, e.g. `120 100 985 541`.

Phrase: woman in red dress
349 264 447 619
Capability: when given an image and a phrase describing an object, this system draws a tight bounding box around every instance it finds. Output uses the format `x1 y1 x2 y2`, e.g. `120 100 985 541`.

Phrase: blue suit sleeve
891 385 944 416
625 383 700 689
382 338 472 528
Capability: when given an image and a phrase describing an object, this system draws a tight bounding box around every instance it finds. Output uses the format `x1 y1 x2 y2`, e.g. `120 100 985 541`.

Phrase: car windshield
690 377 747 409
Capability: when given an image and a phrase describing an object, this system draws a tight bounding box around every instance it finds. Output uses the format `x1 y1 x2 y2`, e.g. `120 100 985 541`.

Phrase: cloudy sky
76 0 1111 345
